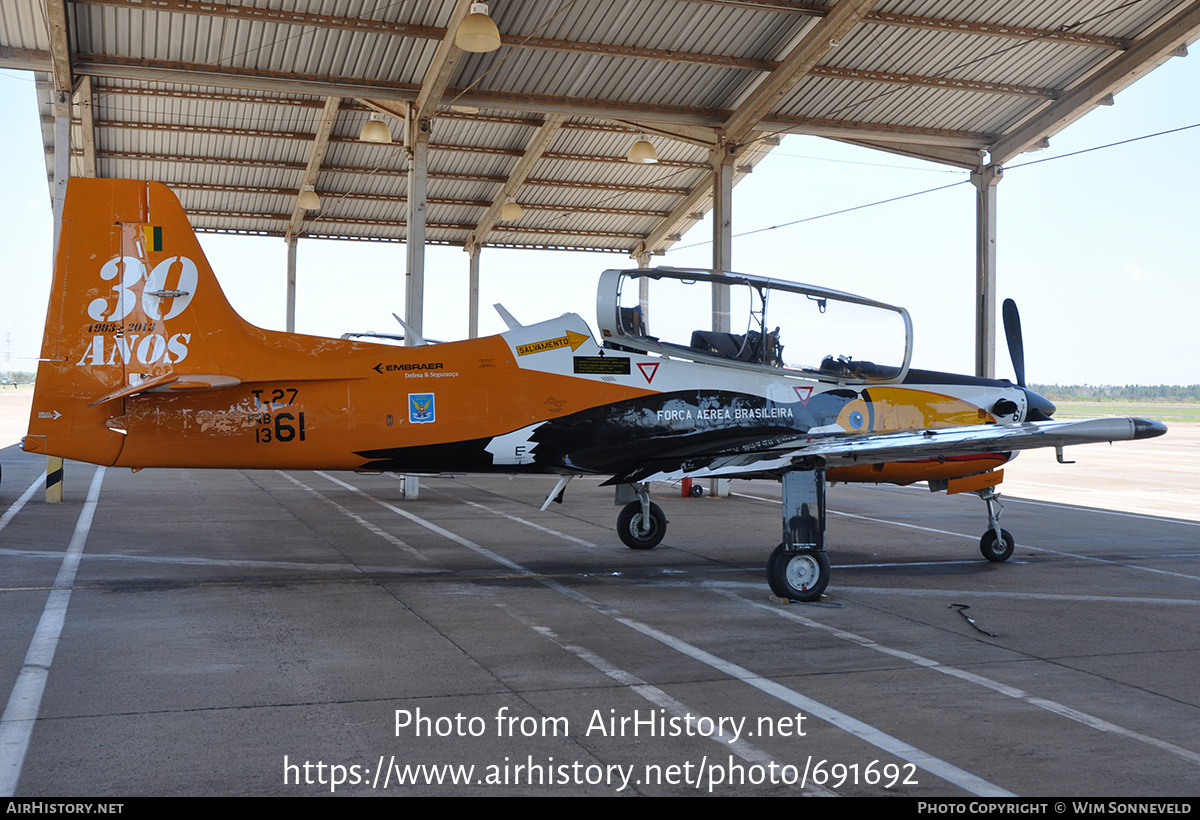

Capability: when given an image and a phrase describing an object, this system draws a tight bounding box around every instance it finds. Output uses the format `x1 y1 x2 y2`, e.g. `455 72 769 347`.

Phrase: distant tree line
1030 384 1200 403
1 371 36 384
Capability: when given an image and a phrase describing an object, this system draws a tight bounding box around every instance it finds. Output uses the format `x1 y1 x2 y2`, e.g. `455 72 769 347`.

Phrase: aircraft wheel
767 543 782 578
689 484 703 497
767 544 830 602
979 529 1015 562
617 501 666 550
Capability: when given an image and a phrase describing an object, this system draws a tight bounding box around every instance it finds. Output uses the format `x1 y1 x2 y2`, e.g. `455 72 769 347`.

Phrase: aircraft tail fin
25 179 257 464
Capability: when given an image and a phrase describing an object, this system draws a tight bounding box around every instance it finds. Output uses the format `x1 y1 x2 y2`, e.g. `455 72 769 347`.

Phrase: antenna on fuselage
494 304 523 329
392 313 428 346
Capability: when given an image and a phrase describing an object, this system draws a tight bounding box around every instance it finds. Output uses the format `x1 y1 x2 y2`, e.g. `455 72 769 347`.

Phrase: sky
1 52 1198 385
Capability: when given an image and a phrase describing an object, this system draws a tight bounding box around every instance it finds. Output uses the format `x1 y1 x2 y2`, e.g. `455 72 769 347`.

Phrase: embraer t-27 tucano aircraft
25 179 1166 601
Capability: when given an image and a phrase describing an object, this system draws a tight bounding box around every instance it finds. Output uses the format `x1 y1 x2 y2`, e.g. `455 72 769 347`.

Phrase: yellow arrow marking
516 330 589 356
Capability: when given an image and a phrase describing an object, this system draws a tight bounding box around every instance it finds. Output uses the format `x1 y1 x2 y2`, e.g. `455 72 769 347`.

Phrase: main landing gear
767 464 831 602
615 469 833 601
616 482 667 550
613 467 1013 601
974 487 1015 562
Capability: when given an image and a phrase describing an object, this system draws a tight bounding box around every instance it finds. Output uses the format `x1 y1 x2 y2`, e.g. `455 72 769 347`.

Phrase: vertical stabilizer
25 179 248 464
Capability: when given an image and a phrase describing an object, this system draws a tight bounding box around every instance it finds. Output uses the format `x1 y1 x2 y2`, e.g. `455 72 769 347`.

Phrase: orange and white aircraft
25 179 1166 601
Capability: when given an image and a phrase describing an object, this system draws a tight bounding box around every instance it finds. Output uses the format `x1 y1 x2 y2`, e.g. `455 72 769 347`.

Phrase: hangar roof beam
285 97 341 243
988 0 1200 165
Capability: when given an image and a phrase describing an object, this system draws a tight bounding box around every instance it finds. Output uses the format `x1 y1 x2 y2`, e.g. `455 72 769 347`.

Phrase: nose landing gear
974 487 1014 562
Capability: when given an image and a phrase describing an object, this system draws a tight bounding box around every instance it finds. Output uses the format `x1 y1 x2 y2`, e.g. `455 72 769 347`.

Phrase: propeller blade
1002 298 1025 387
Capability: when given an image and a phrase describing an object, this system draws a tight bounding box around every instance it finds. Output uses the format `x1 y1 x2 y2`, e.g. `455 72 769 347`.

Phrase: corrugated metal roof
3 0 1198 253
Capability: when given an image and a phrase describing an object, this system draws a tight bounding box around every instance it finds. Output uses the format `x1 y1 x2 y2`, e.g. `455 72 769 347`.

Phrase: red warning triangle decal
793 386 813 405
637 362 659 384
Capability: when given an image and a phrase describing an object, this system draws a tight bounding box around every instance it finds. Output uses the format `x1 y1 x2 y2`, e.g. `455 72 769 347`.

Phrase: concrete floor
2 420 1198 796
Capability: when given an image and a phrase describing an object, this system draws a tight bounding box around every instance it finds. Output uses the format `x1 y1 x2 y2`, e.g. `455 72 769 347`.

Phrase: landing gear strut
974 487 1014 562
616 482 667 550
767 463 830 601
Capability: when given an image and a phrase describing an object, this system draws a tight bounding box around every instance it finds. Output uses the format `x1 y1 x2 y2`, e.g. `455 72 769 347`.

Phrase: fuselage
39 312 1023 488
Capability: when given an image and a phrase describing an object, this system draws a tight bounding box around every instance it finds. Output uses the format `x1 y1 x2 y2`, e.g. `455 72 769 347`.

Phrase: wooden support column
468 243 480 340
636 252 650 332
711 142 735 328
285 236 297 333
51 93 71 258
710 142 736 498
402 110 432 500
972 163 1002 379
405 114 430 344
47 92 71 504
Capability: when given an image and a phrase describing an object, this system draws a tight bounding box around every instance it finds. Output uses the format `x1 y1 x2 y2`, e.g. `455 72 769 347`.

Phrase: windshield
610 269 911 382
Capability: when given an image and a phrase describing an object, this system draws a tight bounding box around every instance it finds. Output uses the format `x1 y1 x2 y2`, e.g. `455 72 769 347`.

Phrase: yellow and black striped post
46 456 63 503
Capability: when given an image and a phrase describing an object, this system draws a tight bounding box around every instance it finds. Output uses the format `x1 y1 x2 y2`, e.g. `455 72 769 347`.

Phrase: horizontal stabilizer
89 372 242 406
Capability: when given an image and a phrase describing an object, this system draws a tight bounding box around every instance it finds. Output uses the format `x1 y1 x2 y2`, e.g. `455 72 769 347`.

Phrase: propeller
1001 298 1025 388
1001 298 1056 421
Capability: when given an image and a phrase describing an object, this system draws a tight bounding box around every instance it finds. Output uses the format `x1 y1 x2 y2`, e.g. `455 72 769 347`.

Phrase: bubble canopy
596 268 913 384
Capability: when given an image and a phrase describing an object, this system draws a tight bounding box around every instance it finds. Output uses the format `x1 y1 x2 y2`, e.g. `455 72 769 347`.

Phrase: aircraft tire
767 544 829 602
617 501 666 550
979 529 1015 562
689 484 703 497
766 543 784 580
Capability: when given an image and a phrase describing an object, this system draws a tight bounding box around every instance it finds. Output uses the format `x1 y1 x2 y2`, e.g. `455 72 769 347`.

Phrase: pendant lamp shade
456 3 501 53
627 138 659 164
359 114 392 144
297 184 320 210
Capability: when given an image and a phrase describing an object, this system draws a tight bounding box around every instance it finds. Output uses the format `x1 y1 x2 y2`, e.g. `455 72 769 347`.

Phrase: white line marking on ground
733 492 1200 582
1006 495 1200 526
0 548 445 580
0 473 45 534
827 586 1200 607
315 472 527 573
277 471 428 561
529 623 830 796
727 590 1200 768
461 500 597 548
314 474 1012 796
600 609 1014 796
848 482 1200 527
0 467 104 797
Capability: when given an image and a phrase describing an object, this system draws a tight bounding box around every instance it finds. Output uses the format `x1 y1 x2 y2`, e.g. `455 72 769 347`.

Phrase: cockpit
597 267 913 384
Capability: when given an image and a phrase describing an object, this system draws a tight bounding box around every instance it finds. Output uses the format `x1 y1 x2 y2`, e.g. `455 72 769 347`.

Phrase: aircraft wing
630 417 1167 483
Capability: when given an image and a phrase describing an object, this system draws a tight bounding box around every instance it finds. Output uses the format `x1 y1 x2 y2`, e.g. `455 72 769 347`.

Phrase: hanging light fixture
456 3 501 53
450 104 480 114
500 200 524 221
359 113 392 144
297 184 320 211
627 137 659 164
